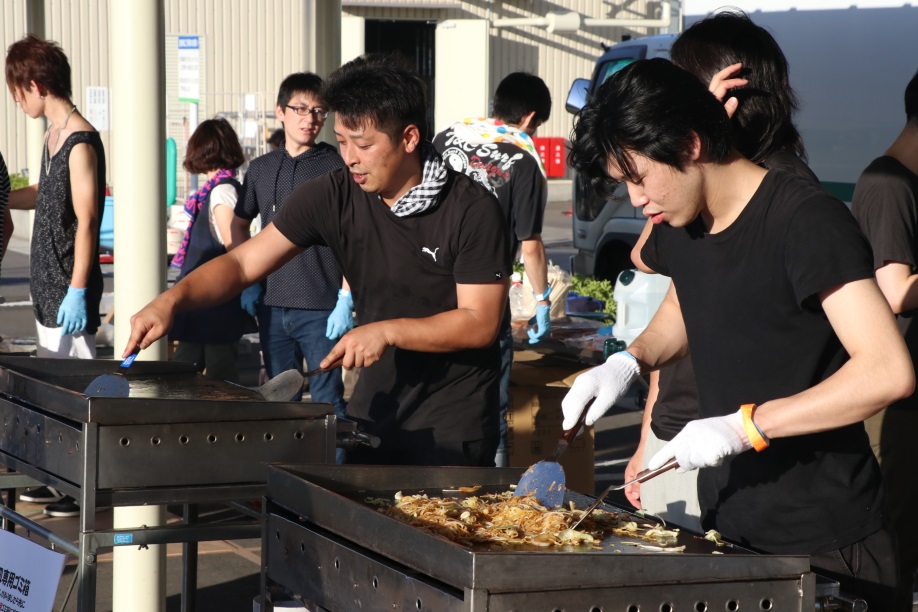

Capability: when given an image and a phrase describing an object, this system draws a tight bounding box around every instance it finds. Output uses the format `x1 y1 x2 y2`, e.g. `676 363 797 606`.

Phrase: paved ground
1 186 646 611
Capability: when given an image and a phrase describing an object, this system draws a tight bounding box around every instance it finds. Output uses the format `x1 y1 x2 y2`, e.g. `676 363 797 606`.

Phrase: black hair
906 69 918 123
492 72 552 125
568 58 732 200
323 53 428 141
671 10 805 164
276 72 324 108
268 128 285 150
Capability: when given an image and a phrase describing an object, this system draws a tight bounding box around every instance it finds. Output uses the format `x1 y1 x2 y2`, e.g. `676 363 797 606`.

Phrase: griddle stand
0 356 340 612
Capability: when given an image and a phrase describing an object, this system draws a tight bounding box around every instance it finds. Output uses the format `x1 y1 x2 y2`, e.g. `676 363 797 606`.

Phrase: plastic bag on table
518 263 571 321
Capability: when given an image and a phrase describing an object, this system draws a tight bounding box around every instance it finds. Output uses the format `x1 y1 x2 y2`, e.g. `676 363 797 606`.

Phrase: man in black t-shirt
433 72 552 467
561 58 912 608
124 55 510 467
851 68 918 612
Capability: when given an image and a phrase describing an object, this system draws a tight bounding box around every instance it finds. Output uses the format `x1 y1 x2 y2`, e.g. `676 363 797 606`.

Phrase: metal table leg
182 503 199 612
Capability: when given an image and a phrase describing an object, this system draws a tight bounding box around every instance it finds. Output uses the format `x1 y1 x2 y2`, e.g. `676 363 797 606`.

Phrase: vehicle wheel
594 241 634 282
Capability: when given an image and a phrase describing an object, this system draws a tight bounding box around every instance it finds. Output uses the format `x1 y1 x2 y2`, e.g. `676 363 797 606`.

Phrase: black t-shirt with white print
273 166 511 453
433 128 546 257
235 143 344 310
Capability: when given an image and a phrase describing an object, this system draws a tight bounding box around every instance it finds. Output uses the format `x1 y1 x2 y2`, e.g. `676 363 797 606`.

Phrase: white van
564 34 676 281
566 5 918 281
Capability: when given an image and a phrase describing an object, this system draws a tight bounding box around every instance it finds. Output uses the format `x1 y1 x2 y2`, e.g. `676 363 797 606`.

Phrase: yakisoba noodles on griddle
376 490 683 550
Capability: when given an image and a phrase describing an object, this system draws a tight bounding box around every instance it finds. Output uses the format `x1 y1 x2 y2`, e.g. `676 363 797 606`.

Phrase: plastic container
99 196 114 251
508 273 528 321
611 269 672 346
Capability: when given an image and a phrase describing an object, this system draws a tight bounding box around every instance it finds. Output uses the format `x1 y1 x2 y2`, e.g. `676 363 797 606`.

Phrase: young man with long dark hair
564 58 911 608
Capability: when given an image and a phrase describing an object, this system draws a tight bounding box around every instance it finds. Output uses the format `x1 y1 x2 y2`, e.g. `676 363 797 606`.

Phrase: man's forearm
8 184 37 210
624 287 689 371
228 215 252 252
70 224 97 288
520 237 548 297
377 307 502 353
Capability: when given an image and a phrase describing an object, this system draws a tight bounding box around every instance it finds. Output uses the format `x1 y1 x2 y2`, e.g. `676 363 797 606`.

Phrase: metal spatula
514 399 593 508
83 351 139 397
250 366 331 401
570 457 679 530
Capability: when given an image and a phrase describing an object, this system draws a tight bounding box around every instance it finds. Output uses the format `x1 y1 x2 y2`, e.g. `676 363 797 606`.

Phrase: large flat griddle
265 464 811 594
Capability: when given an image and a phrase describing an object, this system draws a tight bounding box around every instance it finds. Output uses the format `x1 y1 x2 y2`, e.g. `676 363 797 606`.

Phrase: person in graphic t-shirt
433 72 552 467
851 68 918 612
124 55 510 467
562 58 911 608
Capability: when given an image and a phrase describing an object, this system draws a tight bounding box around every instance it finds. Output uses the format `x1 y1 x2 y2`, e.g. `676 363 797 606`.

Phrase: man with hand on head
564 58 911 608
125 55 510 467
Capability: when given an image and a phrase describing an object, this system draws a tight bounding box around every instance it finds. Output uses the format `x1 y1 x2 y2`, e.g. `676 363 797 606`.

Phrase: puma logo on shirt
421 247 440 262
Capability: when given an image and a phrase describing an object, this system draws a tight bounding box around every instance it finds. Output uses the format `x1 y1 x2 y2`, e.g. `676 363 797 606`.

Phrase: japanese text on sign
0 530 65 611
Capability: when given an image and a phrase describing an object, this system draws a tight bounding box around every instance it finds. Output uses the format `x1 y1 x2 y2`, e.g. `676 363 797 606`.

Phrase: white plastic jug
611 270 672 346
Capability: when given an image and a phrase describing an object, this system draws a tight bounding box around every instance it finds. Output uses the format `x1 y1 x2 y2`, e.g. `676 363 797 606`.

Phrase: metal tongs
571 457 679 530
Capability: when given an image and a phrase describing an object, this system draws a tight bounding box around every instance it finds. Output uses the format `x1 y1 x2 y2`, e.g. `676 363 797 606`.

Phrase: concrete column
13 0 47 239
110 1 167 610
308 0 341 144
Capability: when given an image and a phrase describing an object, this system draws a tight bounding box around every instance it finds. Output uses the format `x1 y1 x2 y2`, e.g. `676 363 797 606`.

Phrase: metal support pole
181 504 199 612
110 1 168 610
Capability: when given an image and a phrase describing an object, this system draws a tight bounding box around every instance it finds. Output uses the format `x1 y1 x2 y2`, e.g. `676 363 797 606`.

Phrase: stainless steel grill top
265 464 811 593
0 355 328 423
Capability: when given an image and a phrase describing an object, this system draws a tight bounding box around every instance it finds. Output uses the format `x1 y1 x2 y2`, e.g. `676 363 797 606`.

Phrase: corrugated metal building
341 0 680 150
1 0 677 196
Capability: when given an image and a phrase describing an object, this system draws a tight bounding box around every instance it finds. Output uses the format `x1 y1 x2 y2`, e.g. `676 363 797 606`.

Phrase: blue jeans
496 316 513 467
258 304 347 463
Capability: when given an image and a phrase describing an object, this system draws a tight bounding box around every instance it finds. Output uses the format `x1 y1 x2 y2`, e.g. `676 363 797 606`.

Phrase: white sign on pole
0 529 66 612
177 35 200 104
85 86 109 131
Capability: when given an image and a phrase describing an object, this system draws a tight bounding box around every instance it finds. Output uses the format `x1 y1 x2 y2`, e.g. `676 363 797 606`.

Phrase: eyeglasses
286 105 328 119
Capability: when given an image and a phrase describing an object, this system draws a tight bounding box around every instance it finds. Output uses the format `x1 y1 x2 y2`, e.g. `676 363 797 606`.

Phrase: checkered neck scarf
388 142 448 218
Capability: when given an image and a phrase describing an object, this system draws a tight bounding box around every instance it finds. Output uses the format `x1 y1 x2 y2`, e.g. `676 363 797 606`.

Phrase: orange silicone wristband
741 403 770 452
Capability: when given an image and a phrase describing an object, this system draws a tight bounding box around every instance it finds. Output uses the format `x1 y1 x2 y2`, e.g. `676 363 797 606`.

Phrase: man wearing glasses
230 73 351 459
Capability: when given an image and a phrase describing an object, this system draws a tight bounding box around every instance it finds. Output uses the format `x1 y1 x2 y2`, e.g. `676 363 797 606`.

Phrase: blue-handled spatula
83 351 138 397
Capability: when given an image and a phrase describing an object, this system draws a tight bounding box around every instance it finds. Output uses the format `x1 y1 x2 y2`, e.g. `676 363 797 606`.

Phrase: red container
533 137 567 178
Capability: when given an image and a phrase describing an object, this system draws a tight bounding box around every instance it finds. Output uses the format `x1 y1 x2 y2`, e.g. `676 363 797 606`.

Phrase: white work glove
561 352 641 430
647 408 753 472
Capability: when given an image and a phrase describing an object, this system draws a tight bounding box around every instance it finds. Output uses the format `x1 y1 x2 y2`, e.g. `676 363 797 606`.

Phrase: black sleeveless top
31 131 105 332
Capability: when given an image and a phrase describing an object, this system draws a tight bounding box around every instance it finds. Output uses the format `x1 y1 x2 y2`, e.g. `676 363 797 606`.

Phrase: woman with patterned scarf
168 117 250 382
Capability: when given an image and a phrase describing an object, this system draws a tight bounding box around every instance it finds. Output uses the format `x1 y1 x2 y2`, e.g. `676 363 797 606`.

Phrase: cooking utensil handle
571 487 611 531
119 350 139 370
633 457 679 483
560 398 593 446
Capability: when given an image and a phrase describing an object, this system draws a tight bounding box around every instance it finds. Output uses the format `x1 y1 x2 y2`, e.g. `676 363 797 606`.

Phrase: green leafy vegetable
570 275 616 319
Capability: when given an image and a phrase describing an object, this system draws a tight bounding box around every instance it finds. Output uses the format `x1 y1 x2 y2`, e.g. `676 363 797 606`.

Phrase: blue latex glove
326 290 355 340
527 303 552 344
240 283 263 318
56 286 87 335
